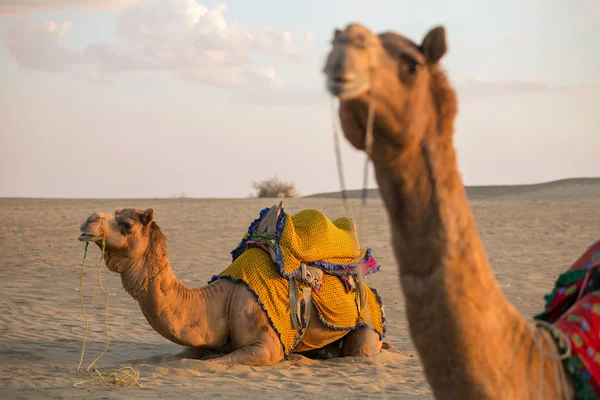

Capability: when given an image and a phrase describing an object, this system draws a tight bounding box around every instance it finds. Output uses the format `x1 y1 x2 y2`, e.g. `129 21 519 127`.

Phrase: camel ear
420 26 447 64
141 208 154 226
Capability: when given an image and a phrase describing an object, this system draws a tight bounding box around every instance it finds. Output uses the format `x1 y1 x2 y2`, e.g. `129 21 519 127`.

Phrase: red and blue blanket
535 240 600 400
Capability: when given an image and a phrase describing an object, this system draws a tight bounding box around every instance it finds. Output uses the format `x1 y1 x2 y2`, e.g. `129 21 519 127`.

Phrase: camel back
209 206 385 357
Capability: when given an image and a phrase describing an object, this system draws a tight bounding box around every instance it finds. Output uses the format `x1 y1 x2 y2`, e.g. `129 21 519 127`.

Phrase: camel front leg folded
207 342 283 366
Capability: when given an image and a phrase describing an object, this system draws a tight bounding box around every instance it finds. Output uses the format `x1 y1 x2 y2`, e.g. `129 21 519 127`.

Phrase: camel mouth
78 232 103 242
326 74 370 101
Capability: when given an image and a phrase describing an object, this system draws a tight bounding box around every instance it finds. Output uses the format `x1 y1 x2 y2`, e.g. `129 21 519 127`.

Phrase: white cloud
4 21 82 71
0 0 144 15
115 1 300 62
301 30 316 43
3 1 312 94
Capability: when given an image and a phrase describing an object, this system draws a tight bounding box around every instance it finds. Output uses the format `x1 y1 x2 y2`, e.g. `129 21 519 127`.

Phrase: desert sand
1 180 599 399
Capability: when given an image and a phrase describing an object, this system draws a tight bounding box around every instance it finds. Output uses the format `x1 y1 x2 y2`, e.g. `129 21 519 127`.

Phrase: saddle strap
302 287 312 327
289 278 302 329
289 279 313 333
355 273 367 312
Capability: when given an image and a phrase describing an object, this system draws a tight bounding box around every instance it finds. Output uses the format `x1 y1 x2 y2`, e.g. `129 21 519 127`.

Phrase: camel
323 23 598 399
77 207 383 366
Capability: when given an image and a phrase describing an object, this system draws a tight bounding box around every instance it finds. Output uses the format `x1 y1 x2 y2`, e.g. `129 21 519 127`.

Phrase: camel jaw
326 75 370 101
78 232 103 242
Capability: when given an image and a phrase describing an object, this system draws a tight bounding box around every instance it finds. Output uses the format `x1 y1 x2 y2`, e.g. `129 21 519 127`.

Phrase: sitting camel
323 23 599 399
78 205 385 366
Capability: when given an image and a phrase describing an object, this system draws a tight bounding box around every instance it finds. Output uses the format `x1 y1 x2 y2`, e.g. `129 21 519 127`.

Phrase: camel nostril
331 73 357 85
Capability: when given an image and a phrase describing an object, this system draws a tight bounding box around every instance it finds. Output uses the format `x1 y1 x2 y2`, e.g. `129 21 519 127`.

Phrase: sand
1 185 598 399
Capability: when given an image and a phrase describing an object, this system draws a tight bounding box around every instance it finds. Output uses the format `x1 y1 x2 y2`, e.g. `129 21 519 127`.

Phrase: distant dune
305 177 600 201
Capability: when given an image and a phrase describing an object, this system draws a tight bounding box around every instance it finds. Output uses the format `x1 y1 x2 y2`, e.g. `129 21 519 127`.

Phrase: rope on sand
73 226 143 390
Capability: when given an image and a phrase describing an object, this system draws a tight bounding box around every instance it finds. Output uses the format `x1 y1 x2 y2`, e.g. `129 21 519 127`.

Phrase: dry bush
251 176 298 198
169 191 187 199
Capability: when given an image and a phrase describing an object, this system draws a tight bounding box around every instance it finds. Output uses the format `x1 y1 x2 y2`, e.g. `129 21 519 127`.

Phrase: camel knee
216 342 283 366
341 327 382 357
249 343 282 365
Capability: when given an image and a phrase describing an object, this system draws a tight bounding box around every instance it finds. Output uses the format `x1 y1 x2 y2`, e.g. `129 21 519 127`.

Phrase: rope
329 98 353 216
74 221 143 390
329 43 390 399
528 319 573 400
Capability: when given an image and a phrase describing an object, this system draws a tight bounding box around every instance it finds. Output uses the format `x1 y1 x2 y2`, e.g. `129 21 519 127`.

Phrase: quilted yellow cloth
211 207 386 356
212 247 385 356
230 208 380 279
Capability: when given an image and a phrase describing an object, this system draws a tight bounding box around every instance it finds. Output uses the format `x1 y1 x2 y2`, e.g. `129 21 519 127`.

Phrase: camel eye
406 61 420 74
122 221 132 231
399 53 421 75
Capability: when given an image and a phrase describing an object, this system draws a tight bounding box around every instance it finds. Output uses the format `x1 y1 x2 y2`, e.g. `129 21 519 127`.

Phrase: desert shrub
170 191 187 199
251 176 298 198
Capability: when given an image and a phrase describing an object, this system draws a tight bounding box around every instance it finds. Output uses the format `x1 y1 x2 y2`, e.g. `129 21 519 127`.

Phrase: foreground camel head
323 23 453 158
78 208 158 272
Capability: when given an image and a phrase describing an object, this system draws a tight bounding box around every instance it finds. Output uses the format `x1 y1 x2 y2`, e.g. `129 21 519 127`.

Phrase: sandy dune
1 183 598 399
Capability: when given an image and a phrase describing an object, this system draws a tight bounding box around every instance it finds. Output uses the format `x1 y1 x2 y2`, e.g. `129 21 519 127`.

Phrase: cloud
4 21 82 71
115 1 301 62
300 30 316 44
0 0 144 15
3 0 312 96
455 77 600 99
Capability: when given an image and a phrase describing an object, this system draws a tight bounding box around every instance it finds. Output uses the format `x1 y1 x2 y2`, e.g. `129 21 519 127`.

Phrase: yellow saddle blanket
209 207 386 356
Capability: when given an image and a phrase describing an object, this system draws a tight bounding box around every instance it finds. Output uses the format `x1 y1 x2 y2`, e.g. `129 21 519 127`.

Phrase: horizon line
1 176 598 201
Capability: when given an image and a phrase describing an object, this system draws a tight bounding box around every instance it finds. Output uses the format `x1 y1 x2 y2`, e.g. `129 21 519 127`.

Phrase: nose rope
74 218 143 389
329 38 390 399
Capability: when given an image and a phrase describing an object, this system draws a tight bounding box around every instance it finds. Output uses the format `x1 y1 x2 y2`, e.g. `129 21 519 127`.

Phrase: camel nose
80 212 113 231
87 213 102 223
81 213 101 229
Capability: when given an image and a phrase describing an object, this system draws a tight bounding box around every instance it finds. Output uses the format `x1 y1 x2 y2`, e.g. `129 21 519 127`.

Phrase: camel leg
341 327 382 357
173 346 228 360
206 342 282 366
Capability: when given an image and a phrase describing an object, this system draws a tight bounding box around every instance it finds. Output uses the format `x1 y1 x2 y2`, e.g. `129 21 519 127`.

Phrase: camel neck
120 259 231 348
374 133 485 278
372 128 559 397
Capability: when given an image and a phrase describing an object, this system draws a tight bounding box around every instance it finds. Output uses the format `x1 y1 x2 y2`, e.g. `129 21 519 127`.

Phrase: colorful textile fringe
535 240 600 399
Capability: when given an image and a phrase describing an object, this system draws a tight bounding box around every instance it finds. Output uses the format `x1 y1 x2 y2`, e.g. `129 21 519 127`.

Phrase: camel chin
78 233 103 242
326 76 369 100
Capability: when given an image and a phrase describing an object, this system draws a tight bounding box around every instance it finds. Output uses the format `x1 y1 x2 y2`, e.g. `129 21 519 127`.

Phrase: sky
0 0 598 199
